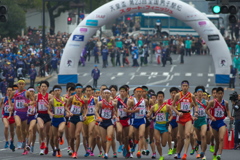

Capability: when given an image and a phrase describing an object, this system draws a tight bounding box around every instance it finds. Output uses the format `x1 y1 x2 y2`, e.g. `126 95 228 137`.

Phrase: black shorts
37 113 51 124
145 118 151 127
99 119 113 130
69 115 83 125
65 116 69 125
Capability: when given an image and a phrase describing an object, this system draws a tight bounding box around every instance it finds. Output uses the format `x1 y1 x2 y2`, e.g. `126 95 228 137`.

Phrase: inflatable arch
58 0 231 84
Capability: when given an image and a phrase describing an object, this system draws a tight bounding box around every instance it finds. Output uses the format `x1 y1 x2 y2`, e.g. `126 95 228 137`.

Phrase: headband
54 88 61 91
76 86 83 89
181 82 189 85
95 89 100 92
143 88 148 91
18 80 25 83
28 88 35 92
103 89 111 93
197 89 203 92
135 88 143 91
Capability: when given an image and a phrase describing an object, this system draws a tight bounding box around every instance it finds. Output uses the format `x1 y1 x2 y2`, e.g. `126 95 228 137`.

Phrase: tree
0 0 26 38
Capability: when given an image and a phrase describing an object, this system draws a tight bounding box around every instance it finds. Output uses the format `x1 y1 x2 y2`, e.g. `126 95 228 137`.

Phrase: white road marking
162 88 166 91
0 149 7 151
151 72 158 76
147 75 170 86
174 73 180 76
170 75 174 80
126 82 129 85
197 73 203 77
166 83 169 86
130 75 135 80
185 73 192 76
208 73 214 77
140 72 147 76
117 72 124 76
83 73 88 76
206 84 209 87
208 78 211 82
170 65 176 72
136 67 141 72
163 72 169 76
111 77 115 80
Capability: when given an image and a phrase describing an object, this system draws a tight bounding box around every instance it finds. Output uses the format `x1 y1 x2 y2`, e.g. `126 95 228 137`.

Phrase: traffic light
228 5 238 23
212 5 221 14
67 17 72 25
0 5 7 22
126 17 131 21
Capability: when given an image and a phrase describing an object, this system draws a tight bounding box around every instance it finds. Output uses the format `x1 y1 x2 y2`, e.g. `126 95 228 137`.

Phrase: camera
230 91 240 111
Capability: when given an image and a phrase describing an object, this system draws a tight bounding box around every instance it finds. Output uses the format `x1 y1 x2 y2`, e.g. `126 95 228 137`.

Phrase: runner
0 86 15 151
171 80 198 160
95 88 117 159
126 87 149 158
9 79 35 150
149 93 157 159
23 87 37 155
114 85 130 158
48 85 73 158
35 81 52 155
166 87 179 156
66 83 85 158
63 82 76 155
147 91 172 160
193 86 208 160
206 87 234 160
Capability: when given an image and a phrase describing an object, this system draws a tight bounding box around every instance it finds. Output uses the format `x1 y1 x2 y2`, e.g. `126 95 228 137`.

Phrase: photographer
230 91 240 149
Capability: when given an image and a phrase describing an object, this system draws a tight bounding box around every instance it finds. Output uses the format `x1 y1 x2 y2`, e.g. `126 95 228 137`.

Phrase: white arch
58 0 231 84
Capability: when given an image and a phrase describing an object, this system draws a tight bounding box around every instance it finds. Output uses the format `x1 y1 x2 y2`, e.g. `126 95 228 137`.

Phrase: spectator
5 63 15 87
229 65 237 89
179 43 185 64
50 54 59 74
93 44 100 64
29 64 37 87
235 25 239 40
102 46 109 68
131 46 139 67
91 65 100 88
0 77 8 96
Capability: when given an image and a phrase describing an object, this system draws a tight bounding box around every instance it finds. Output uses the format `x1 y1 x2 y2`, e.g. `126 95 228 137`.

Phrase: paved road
0 54 239 160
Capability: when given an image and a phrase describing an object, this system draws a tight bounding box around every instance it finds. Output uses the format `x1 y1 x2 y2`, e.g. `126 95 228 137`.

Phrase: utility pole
42 0 46 56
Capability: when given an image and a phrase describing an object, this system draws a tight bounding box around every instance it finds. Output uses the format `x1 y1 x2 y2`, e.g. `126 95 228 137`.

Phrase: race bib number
55 106 64 116
87 105 95 114
118 108 127 118
214 108 224 118
180 102 190 111
101 108 112 119
38 101 47 111
198 108 206 117
4 105 10 113
70 105 81 114
156 113 166 122
172 110 177 117
16 100 25 109
135 107 145 119
27 106 36 115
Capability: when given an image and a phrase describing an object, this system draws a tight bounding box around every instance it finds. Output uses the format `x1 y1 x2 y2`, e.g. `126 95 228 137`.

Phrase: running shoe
40 142 45 149
202 156 206 160
142 150 146 155
129 139 134 148
72 152 77 159
123 148 127 157
210 145 215 153
90 151 94 156
98 151 103 157
126 152 131 158
52 150 56 156
174 154 178 159
113 152 117 158
159 156 164 160
84 151 90 157
216 155 221 160
30 145 34 153
10 142 15 152
195 145 199 152
168 148 173 155
17 142 22 149
56 149 62 158
67 146 71 153
152 153 156 159
190 148 195 155
130 153 134 158
200 152 205 158
196 154 201 159
22 149 29 155
131 144 136 152
172 148 177 154
40 149 44 155
118 145 124 153
182 153 187 160
26 145 31 151
146 150 150 156
58 137 64 145
104 153 108 159
44 147 48 155
212 155 217 160
136 151 141 158
68 149 73 156
4 141 9 148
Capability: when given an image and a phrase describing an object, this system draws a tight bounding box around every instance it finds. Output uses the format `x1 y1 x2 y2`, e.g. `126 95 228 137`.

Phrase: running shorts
170 119 178 129
194 117 207 130
119 118 130 128
14 111 28 121
210 119 226 131
27 115 37 125
131 118 146 129
154 123 168 134
69 115 83 125
37 113 51 124
177 112 192 125
3 116 15 124
99 119 113 129
52 117 66 128
83 115 95 125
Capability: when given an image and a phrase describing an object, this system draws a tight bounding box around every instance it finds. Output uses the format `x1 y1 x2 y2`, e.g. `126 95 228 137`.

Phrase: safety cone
228 129 235 149
223 128 229 149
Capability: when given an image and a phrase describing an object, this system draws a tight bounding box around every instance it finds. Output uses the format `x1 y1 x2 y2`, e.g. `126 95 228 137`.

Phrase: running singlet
133 98 146 119
3 97 14 116
14 90 28 112
117 97 128 119
27 104 36 116
37 93 49 114
70 95 83 115
177 92 192 112
87 96 95 116
153 103 169 124
100 99 114 120
197 99 207 117
167 99 177 118
211 99 226 120
53 97 65 118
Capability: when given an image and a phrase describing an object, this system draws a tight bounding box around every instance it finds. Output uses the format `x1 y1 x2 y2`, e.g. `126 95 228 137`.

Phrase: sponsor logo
95 14 106 19
68 44 80 47
80 28 88 33
66 59 74 67
208 34 220 41
86 20 98 26
72 35 84 41
198 21 207 27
